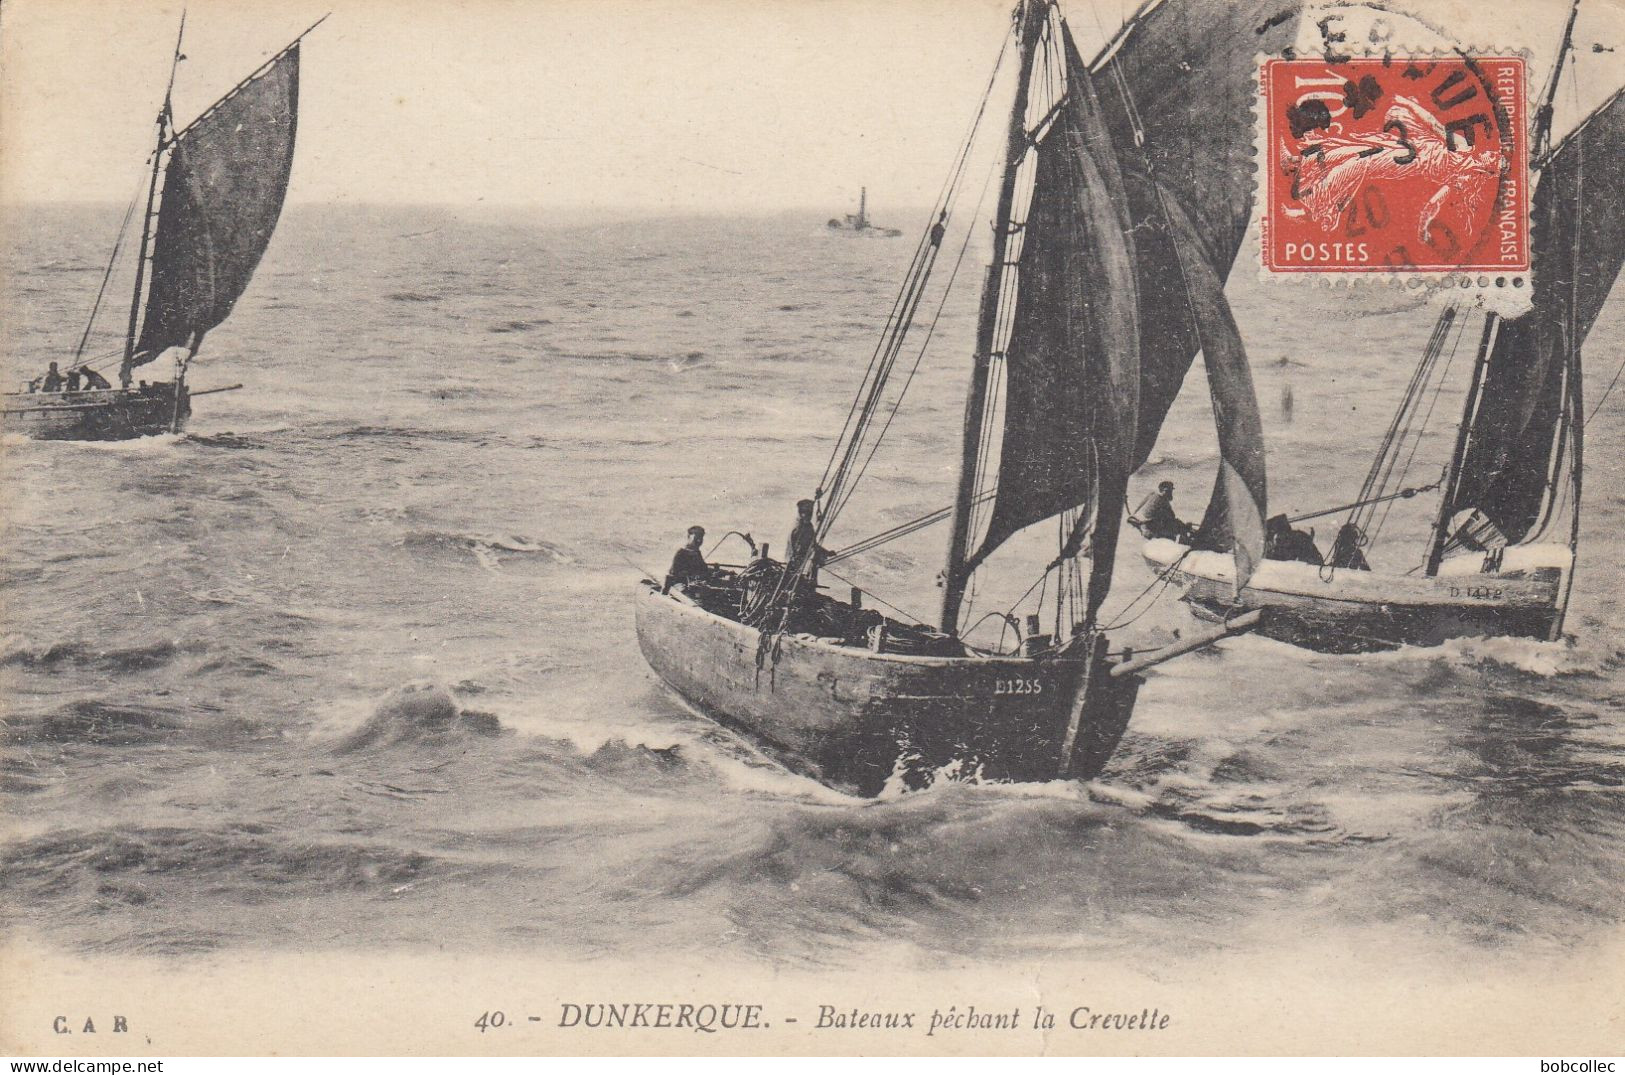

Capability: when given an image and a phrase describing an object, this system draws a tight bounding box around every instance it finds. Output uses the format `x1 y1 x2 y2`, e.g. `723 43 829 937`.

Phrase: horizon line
0 198 945 215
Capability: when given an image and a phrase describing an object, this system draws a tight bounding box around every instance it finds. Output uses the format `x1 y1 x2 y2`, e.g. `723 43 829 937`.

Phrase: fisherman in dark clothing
929 210 947 248
663 525 711 593
1327 523 1371 571
1265 514 1324 565
77 366 112 390
786 499 829 582
40 362 64 392
65 369 82 392
1129 480 1192 542
781 499 833 632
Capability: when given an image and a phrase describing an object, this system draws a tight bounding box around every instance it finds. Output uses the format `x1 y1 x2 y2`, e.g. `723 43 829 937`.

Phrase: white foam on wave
2 431 184 453
401 529 576 573
867 755 1126 807
1354 633 1608 677
307 691 388 741
492 686 863 807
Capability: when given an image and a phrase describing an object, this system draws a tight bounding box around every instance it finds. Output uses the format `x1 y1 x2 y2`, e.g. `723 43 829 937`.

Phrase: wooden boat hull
2 384 190 441
633 583 1141 796
1141 538 1567 653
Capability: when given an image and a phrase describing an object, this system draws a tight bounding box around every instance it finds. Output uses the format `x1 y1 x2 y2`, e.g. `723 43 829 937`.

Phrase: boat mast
1424 316 1495 574
1423 0 1579 575
939 0 1048 634
1534 0 1581 164
122 13 186 379
1551 0 1587 636
858 186 868 228
1552 303 1584 638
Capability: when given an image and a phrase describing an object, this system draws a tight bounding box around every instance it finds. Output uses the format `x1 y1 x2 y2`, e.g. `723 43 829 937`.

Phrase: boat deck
1142 538 1567 652
3 383 189 441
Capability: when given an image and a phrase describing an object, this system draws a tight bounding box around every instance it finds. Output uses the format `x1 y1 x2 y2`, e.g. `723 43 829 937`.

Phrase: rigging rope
1586 351 1625 423
820 566 931 628
823 155 1000 531
1336 305 1463 559
752 28 1015 626
825 489 998 566
1367 311 1468 547
71 159 154 365
813 28 1013 531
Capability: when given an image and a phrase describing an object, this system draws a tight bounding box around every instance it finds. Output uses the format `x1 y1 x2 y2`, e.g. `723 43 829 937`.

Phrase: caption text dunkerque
538 1001 1171 1036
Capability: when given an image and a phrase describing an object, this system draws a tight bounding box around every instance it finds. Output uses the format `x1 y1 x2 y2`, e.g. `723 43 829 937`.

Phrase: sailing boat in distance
2 14 323 442
826 187 903 237
1143 3 1625 653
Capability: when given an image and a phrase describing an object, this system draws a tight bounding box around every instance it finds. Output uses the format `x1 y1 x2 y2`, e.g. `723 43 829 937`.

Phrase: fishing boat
825 187 903 237
1143 3 1625 653
637 0 1296 796
1 15 321 442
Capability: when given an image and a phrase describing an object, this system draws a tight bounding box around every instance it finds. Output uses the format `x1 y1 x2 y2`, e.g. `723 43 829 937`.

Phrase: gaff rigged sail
965 22 1141 622
1449 88 1625 544
962 0 1283 601
1160 195 1268 587
1092 0 1300 473
133 45 300 365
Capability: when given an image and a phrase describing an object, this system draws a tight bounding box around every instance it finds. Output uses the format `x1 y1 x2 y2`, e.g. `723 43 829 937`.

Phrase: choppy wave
332 424 487 445
5 207 1622 966
185 432 269 450
0 823 455 946
33 260 97 275
5 700 187 747
1355 634 1617 678
326 683 503 753
1 637 205 673
399 529 574 570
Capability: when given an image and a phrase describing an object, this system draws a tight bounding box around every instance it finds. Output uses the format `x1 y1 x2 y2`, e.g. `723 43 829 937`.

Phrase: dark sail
1157 194 1268 586
966 25 1141 620
1091 0 1302 467
1450 88 1625 544
133 45 300 364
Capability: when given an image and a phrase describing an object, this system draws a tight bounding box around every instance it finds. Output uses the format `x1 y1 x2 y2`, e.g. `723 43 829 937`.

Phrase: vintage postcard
2 0 1622 1059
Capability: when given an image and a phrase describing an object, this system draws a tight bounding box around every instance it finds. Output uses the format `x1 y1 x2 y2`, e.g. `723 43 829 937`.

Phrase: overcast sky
2 0 1620 210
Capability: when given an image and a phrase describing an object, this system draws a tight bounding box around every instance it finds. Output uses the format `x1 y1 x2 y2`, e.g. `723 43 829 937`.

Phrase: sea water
1 204 1621 968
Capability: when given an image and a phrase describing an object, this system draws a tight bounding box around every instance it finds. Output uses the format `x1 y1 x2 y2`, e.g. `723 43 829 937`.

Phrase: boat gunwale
636 582 1079 670
3 385 183 412
1142 539 1563 609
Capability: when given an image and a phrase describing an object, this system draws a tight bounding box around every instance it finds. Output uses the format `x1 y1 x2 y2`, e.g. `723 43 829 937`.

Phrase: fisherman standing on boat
783 499 832 633
786 499 829 583
77 367 112 390
1129 481 1193 542
40 363 64 392
663 525 712 593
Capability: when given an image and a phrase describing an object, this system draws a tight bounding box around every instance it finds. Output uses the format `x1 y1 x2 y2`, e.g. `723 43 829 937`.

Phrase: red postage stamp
1261 56 1529 276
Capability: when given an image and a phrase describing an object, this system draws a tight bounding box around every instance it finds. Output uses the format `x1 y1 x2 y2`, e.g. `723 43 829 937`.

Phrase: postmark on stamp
1260 54 1529 281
